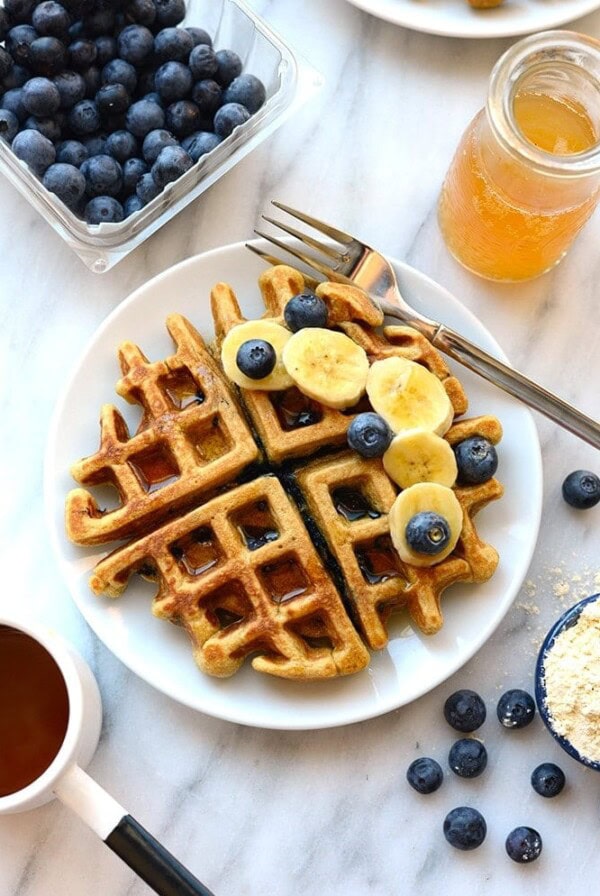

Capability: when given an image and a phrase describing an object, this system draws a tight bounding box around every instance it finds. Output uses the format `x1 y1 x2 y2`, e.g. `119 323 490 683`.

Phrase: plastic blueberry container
0 0 321 272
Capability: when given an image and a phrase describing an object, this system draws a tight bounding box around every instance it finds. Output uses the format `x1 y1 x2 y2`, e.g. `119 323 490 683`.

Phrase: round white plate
344 0 600 39
45 241 542 731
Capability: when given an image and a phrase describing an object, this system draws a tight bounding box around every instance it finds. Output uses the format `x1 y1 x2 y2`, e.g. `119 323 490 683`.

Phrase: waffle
68 264 504 681
65 313 260 546
295 414 503 649
89 474 369 678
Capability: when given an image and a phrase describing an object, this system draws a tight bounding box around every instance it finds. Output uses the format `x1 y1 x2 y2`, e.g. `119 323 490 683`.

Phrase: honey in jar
438 32 600 282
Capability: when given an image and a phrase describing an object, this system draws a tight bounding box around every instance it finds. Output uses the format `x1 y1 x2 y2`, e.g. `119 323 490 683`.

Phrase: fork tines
252 200 356 284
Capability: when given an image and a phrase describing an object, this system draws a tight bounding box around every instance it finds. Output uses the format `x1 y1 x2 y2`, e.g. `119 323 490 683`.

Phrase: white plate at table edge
44 240 542 731
343 0 600 40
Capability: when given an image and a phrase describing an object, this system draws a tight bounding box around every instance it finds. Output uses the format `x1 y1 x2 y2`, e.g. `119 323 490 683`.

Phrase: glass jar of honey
438 31 600 281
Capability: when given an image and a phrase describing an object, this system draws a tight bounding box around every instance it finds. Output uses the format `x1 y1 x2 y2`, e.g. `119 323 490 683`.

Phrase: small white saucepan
0 615 215 896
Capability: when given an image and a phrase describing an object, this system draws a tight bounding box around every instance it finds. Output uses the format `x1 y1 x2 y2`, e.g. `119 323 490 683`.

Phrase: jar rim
487 30 600 178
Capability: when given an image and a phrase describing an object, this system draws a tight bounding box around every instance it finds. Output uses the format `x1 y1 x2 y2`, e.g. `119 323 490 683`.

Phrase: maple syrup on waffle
332 487 382 522
0 627 69 797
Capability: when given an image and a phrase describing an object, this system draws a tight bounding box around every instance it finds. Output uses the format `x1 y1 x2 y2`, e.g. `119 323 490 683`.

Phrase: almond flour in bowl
536 594 600 770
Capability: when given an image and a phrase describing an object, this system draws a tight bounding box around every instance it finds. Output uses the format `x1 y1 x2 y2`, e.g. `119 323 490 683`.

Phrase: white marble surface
3 1 600 893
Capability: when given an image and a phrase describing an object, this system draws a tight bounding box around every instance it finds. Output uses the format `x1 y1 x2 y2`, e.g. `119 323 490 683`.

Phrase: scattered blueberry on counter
443 807 487 851
505 826 543 863
562 469 600 509
443 689 486 732
530 762 565 798
406 757 444 794
448 737 488 778
496 688 536 729
0 0 266 222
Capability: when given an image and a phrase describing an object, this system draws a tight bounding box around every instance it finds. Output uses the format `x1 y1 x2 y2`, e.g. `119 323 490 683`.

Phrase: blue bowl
535 593 600 771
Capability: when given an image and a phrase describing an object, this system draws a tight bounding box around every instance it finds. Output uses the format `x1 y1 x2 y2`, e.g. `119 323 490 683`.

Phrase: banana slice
383 428 458 489
221 319 293 391
366 357 454 436
282 328 369 410
389 482 463 568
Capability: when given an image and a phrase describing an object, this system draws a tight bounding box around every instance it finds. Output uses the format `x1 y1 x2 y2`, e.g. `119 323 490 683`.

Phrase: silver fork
248 200 600 451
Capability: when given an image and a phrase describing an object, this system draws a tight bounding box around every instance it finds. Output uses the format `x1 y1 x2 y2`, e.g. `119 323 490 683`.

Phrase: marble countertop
3 0 600 893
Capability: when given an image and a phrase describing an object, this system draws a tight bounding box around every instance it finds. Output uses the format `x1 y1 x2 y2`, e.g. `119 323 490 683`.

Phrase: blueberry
190 78 221 116
405 512 451 556
32 2 71 38
153 0 185 28
142 91 162 107
454 437 498 486
93 35 116 67
68 38 97 70
185 27 211 48
125 0 156 26
30 37 68 77
24 114 61 142
0 108 19 142
0 8 10 42
236 339 276 380
84 195 124 223
0 48 14 82
154 61 193 104
284 292 328 332
125 97 164 137
562 469 600 509
42 161 86 208
12 128 56 174
81 153 122 196
496 689 535 729
505 827 542 863
223 74 266 115
188 44 218 81
443 807 487 851
1 88 27 122
22 77 61 116
6 25 38 67
105 128 137 162
122 155 147 192
214 48 242 87
4 0 36 25
136 170 159 203
444 690 486 733
56 137 87 164
123 193 143 215
531 762 565 797
154 27 193 63
53 70 86 108
82 132 107 156
448 738 487 778
2 64 30 90
117 25 154 67
68 97 100 134
101 59 137 96
164 99 199 138
81 64 101 98
150 143 191 187
406 757 443 794
213 102 250 138
347 412 393 459
181 129 220 162
142 127 176 163
95 83 130 117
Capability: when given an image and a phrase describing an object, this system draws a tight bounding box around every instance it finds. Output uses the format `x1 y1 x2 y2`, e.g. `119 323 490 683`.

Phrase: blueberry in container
0 0 321 272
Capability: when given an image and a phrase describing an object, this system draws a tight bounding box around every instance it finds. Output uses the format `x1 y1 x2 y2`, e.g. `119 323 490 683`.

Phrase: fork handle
432 325 600 450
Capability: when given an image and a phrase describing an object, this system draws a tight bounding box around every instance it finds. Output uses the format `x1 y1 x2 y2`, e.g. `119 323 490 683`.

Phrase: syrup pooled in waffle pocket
65 265 503 681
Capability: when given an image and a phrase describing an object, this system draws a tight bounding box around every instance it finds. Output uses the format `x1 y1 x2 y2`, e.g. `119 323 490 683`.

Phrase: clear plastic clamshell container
0 0 321 272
